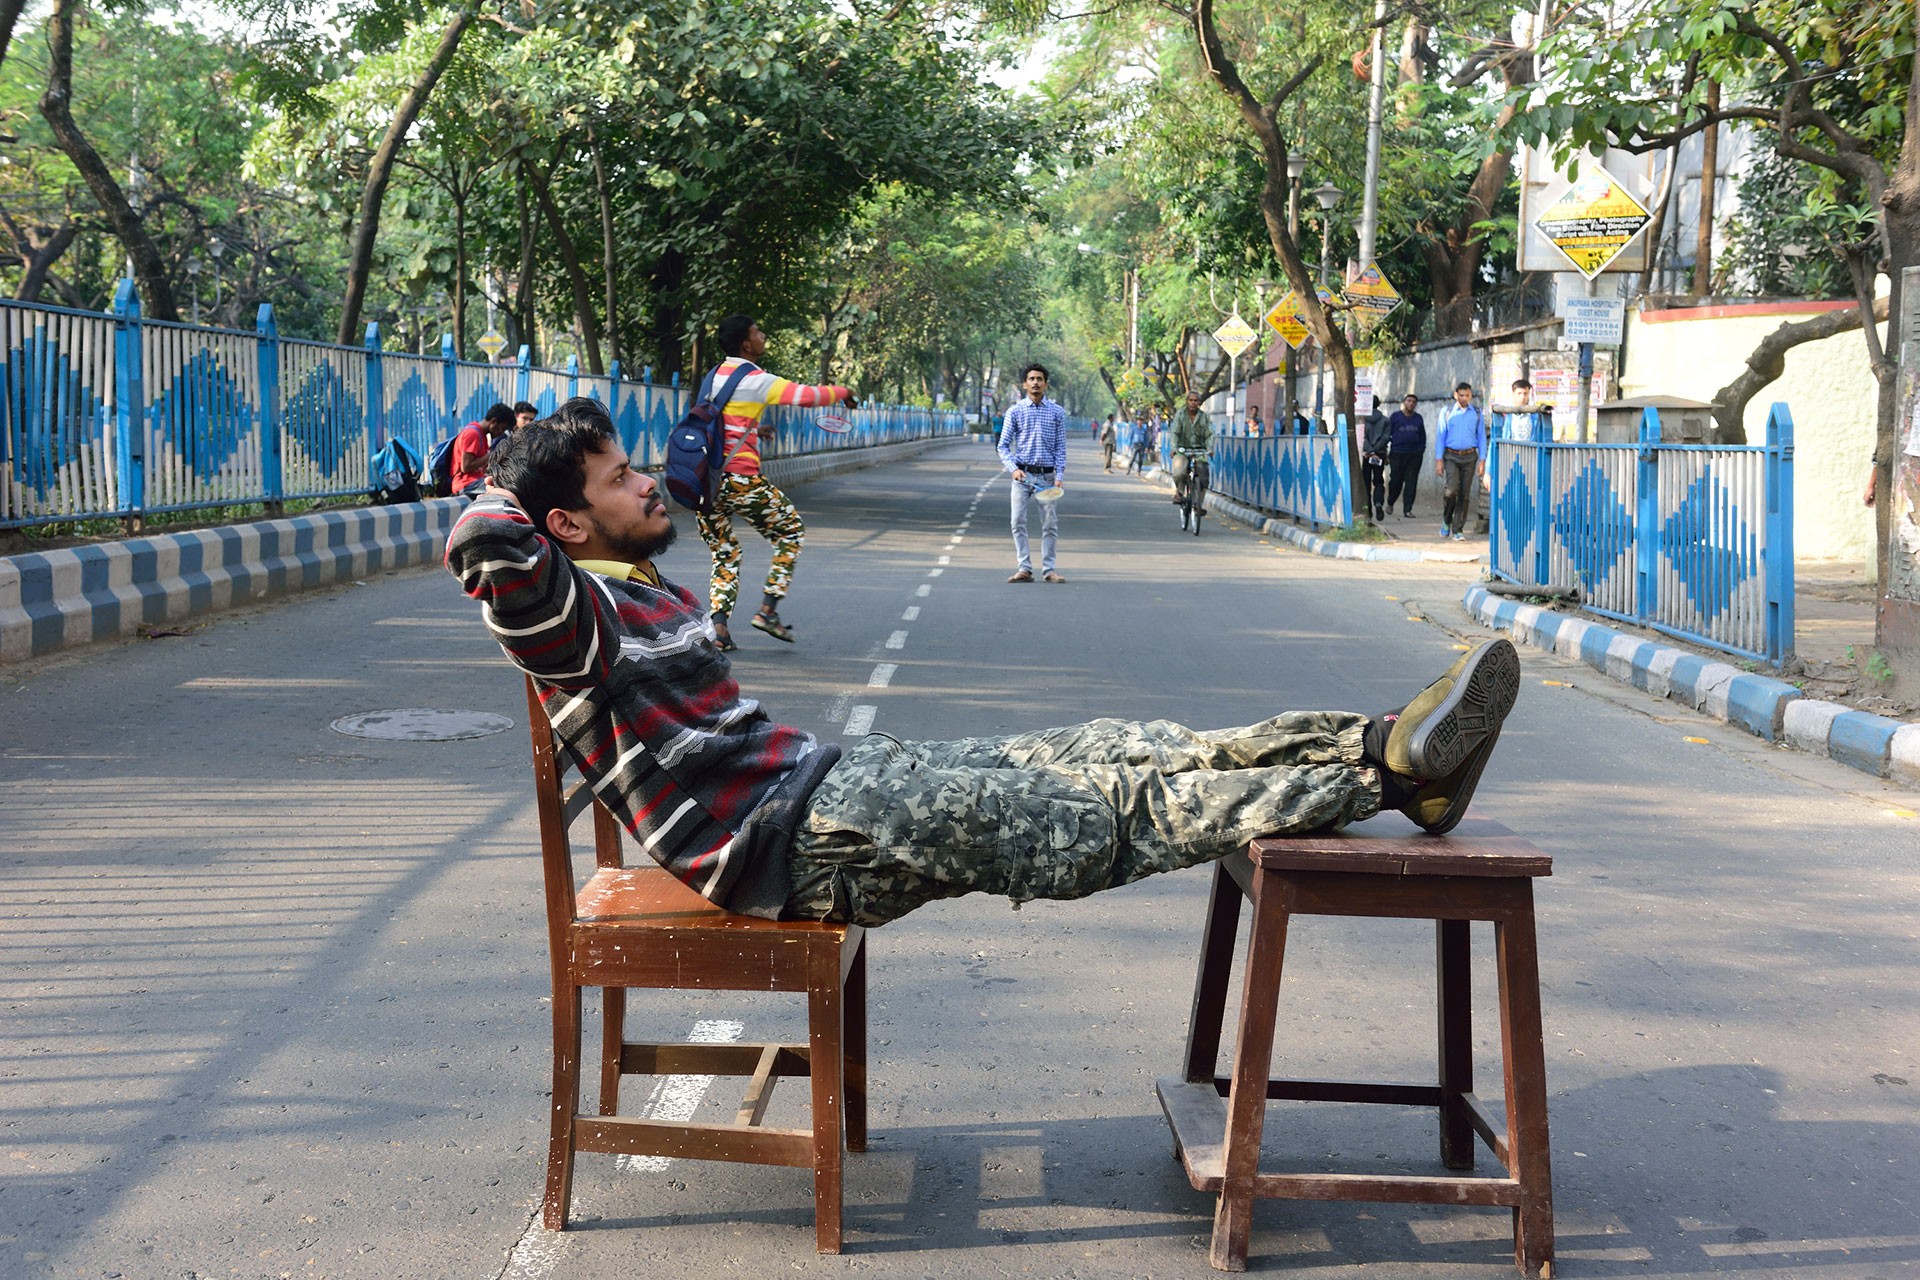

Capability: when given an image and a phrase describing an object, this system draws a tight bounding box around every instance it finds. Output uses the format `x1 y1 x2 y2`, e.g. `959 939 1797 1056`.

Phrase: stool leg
807 947 847 1254
845 934 869 1153
1436 918 1475 1170
1497 892 1554 1278
1210 877 1291 1273
1184 860 1245 1085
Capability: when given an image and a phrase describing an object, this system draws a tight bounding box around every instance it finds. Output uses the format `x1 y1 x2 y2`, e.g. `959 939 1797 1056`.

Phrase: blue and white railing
1488 404 1795 664
1206 418 1353 530
1 287 964 529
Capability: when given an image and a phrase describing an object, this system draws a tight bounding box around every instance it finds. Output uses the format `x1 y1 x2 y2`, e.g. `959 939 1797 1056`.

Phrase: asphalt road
4 438 1918 1279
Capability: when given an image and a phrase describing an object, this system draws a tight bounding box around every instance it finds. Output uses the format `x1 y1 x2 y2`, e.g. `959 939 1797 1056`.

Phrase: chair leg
1497 892 1555 1279
544 986 584 1230
1436 918 1476 1170
1209 876 1292 1273
844 935 869 1153
807 946 847 1254
599 986 626 1116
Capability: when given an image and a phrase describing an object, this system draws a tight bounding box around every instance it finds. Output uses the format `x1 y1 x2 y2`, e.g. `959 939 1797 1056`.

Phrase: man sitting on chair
446 398 1521 928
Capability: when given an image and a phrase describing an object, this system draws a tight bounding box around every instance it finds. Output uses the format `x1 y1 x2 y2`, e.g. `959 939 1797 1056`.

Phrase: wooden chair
522 676 868 1252
1157 818 1554 1277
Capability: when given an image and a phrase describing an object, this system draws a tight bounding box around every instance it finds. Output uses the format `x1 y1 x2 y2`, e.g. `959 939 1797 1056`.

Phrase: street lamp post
185 257 202 327
1283 152 1308 431
208 237 226 325
1310 181 1345 426
1253 277 1274 432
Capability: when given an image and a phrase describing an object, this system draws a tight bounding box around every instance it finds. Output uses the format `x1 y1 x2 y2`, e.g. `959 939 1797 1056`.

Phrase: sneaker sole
1407 640 1520 778
1413 726 1502 834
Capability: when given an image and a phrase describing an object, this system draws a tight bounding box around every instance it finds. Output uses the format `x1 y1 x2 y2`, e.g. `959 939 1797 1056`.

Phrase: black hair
1402 392 1419 402
487 397 617 535
484 402 516 429
1454 381 1473 394
1511 378 1531 390
716 314 756 356
1022 362 1050 383
513 400 537 416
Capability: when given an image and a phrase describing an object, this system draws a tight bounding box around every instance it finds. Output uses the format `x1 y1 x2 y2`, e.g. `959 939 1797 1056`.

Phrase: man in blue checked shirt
999 363 1069 583
1433 381 1488 541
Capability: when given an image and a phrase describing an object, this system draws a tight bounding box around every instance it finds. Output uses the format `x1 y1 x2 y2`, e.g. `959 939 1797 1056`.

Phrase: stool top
1247 818 1551 878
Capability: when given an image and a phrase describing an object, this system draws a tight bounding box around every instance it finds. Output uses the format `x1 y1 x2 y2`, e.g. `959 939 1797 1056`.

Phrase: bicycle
1171 448 1210 535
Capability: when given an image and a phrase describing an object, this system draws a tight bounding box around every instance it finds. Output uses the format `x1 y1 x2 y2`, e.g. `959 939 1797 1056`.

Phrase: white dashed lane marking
868 664 897 687
845 705 877 736
886 631 908 650
916 584 931 597
902 606 919 621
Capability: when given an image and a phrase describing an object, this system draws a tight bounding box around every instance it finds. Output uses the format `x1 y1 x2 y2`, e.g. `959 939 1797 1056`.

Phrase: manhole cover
329 709 514 742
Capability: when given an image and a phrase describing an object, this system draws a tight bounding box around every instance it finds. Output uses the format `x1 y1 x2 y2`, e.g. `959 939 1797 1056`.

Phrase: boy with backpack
439 403 516 497
691 315 853 651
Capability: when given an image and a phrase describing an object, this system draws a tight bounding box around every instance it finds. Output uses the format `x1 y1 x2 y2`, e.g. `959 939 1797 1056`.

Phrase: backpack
370 438 423 505
425 433 461 498
663 362 758 513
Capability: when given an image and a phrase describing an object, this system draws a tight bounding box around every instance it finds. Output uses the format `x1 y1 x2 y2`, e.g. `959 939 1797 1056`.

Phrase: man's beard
591 513 678 564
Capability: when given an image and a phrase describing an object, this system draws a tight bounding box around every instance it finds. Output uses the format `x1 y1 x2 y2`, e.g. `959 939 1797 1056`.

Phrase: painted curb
1 438 944 665
1 501 462 664
1462 584 1916 785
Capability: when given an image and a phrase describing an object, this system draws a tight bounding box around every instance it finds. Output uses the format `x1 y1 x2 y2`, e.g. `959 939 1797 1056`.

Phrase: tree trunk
334 6 475 346
1707 298 1884 443
525 158 605 375
451 188 468 360
509 186 535 362
1694 81 1720 295
1871 30 1920 671
588 125 621 370
7 219 78 302
647 246 687 377
38 0 177 320
0 0 26 79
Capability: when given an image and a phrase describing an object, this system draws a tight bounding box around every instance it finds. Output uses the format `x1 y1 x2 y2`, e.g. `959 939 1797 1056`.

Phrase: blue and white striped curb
1464 583 1920 787
0 438 945 666
1185 482 1482 565
1 501 464 664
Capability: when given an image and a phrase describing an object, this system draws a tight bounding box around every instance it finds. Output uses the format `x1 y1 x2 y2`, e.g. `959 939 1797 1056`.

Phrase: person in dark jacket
1361 404 1393 522
1385 393 1427 519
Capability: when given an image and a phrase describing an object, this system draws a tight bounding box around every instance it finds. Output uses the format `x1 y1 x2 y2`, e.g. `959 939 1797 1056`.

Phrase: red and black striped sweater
445 494 839 916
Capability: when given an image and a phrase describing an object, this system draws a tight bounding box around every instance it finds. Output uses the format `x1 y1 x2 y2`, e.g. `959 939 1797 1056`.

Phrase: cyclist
1168 390 1214 533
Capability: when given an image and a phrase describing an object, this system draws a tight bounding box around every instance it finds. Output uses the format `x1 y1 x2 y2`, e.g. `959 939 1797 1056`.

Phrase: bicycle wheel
1191 462 1208 536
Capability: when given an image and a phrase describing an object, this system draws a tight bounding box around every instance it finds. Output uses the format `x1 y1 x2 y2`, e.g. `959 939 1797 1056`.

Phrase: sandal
711 618 738 652
750 610 795 643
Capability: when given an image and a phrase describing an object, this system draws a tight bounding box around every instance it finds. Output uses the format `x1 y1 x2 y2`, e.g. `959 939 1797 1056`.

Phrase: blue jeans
1010 477 1059 573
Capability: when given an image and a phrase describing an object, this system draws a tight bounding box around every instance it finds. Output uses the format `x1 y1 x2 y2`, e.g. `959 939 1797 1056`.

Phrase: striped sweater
445 493 840 916
707 357 850 476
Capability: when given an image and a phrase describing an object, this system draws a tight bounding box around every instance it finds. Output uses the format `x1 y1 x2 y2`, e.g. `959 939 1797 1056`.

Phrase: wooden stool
1156 818 1554 1277
524 678 867 1253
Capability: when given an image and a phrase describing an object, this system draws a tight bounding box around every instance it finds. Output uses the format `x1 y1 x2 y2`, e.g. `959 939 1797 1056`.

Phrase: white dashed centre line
868 663 897 688
938 556 950 565
915 584 931 597
886 630 908 650
616 1019 744 1173
845 705 877 736
902 606 920 621
927 568 944 577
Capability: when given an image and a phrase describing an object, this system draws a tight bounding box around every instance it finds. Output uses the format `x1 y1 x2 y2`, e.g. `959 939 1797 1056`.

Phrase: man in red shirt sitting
451 403 516 496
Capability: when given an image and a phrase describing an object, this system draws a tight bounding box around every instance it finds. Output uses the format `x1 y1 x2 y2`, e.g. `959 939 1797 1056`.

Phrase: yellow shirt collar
574 559 662 587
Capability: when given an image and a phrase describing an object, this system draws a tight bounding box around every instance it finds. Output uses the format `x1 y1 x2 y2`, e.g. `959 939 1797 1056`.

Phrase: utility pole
1358 0 1388 267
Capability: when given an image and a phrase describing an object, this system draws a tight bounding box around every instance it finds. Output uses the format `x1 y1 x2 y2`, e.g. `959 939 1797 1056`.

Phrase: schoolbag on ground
663 362 758 513
425 435 459 498
370 438 424 505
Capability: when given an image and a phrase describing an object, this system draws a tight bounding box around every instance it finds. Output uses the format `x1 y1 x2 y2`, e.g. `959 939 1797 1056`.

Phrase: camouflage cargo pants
785 712 1380 926
696 473 805 618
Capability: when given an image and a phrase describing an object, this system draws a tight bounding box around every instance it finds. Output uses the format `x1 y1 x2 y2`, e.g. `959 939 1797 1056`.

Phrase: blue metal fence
1206 420 1353 529
0 291 963 528
1487 404 1795 664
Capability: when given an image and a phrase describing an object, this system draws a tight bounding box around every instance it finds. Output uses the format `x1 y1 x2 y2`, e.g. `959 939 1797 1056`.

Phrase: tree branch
1710 297 1886 442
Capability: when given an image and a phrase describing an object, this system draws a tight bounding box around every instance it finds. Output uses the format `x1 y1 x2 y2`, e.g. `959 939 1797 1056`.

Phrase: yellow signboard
1341 261 1402 328
1262 287 1335 350
1533 167 1653 279
477 329 509 360
1212 311 1258 358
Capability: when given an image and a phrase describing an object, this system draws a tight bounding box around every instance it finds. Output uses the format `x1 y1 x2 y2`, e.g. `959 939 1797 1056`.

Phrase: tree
1507 0 1917 668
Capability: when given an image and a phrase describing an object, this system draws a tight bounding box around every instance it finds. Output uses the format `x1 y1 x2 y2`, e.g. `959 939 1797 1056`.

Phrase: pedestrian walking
1361 401 1392 523
1434 382 1487 540
1385 393 1427 518
1000 363 1068 584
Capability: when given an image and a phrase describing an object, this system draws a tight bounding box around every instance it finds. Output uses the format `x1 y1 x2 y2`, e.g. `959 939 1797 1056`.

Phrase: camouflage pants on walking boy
785 712 1382 926
696 473 805 618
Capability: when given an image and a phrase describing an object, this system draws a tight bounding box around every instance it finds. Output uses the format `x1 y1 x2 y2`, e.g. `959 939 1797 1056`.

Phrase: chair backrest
523 675 627 955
